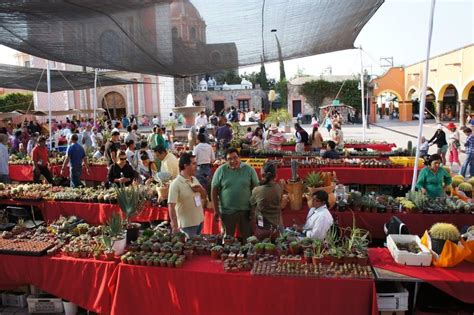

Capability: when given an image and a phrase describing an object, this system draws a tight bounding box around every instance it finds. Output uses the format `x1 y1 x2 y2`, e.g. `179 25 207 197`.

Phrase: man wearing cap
61 134 89 188
105 130 120 168
31 136 53 184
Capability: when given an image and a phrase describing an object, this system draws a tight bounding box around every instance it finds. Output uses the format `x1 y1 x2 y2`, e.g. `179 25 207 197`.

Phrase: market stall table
109 256 378 315
9 164 108 182
275 166 416 185
344 143 397 152
0 254 117 314
369 248 474 304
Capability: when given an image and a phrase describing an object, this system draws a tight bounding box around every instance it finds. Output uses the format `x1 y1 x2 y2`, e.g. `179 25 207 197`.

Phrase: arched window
210 51 222 64
190 27 196 40
172 27 178 39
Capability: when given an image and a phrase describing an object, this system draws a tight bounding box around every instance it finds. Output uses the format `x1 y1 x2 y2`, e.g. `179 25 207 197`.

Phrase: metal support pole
93 69 98 127
46 60 52 145
359 47 366 140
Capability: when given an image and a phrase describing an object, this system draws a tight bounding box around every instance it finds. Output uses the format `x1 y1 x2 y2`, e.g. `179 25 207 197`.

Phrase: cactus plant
451 178 464 188
452 175 465 182
429 223 460 242
468 177 474 186
407 141 412 153
458 182 472 192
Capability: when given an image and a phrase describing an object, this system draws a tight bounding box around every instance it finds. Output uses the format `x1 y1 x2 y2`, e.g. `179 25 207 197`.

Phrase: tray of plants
387 234 432 266
0 238 54 256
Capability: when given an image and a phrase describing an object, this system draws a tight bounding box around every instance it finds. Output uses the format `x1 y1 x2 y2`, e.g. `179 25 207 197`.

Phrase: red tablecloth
369 248 474 303
9 164 108 182
0 200 169 225
344 143 397 152
0 254 117 314
275 166 415 185
109 256 377 315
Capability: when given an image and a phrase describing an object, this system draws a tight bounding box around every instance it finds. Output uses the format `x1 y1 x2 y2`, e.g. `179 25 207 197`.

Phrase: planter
312 255 324 265
356 255 368 266
286 181 304 211
431 238 447 255
112 234 127 256
307 185 336 209
126 223 141 244
343 254 356 264
63 301 78 315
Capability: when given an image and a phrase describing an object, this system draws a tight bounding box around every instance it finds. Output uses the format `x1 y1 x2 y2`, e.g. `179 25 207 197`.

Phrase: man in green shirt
211 148 259 240
148 126 166 150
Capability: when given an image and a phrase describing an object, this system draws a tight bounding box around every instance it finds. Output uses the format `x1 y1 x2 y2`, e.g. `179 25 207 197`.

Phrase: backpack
298 129 309 145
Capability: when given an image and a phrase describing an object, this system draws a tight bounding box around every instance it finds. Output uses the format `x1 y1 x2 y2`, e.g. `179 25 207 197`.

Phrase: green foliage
275 79 288 108
258 61 269 90
215 70 241 85
264 108 292 126
106 212 124 239
0 93 33 112
304 172 324 188
114 184 145 222
300 79 361 113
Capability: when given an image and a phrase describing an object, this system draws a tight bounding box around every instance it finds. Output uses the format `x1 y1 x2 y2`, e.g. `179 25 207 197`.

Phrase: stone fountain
172 94 206 128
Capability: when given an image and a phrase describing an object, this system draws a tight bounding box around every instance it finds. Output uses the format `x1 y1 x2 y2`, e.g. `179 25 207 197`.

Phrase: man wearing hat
446 122 460 167
31 136 53 184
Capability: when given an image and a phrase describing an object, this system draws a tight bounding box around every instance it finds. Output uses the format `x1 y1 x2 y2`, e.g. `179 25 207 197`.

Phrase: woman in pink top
266 125 285 150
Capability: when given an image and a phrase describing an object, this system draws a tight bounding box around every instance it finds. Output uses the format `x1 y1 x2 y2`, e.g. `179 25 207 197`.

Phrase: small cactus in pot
429 223 461 255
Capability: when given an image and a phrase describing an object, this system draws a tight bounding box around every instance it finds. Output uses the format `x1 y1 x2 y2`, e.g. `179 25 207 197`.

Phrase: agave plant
305 172 324 188
264 108 292 126
114 184 145 225
105 212 124 239
154 172 173 188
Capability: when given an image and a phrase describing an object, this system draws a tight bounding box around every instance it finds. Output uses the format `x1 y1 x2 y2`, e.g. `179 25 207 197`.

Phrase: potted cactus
115 184 145 243
155 172 173 203
286 160 304 210
458 182 473 198
429 223 461 255
210 245 224 259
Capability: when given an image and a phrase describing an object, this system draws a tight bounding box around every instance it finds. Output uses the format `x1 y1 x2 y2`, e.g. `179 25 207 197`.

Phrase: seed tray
251 261 374 279
0 238 54 256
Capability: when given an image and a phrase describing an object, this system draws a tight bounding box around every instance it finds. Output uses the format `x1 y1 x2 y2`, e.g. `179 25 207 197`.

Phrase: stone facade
189 88 266 113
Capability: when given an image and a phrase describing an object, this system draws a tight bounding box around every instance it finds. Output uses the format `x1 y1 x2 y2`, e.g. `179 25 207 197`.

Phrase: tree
215 70 241 84
0 92 33 112
258 56 269 90
274 79 288 108
300 79 361 113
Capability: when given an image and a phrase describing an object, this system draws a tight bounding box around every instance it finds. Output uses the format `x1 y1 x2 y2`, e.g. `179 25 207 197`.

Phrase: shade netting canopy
0 64 140 92
0 0 384 76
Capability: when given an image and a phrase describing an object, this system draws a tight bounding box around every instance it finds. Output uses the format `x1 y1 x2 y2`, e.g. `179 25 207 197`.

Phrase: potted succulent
289 241 300 255
264 243 276 255
312 240 325 265
255 243 265 255
101 235 115 261
155 172 173 203
210 245 224 259
105 212 127 256
114 184 145 244
303 248 313 263
429 223 461 255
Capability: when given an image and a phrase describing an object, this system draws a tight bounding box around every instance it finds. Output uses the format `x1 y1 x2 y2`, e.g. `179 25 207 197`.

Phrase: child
420 136 429 157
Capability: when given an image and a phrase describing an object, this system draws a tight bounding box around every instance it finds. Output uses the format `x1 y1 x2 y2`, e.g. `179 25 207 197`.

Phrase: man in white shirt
195 111 208 128
153 145 179 178
125 139 138 170
293 190 333 240
193 133 215 192
168 153 207 236
124 125 137 144
152 116 160 126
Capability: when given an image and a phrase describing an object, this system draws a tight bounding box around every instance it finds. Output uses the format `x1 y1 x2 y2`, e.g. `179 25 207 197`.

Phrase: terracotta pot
211 250 221 260
307 185 336 209
356 255 368 266
286 181 304 211
312 256 323 265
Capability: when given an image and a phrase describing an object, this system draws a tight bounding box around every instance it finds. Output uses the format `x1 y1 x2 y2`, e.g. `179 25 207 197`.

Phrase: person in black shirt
105 130 120 167
107 150 136 187
428 124 448 165
322 140 340 159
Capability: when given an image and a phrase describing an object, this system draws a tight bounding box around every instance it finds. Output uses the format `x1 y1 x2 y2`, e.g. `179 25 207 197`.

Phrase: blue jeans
70 165 83 188
181 222 202 238
196 164 211 192
0 174 10 183
460 154 474 177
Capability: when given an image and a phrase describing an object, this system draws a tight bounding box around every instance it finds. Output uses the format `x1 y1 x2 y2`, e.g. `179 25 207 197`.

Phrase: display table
344 143 396 152
0 199 169 225
369 248 474 304
0 254 117 315
275 166 416 185
109 256 378 315
9 164 108 182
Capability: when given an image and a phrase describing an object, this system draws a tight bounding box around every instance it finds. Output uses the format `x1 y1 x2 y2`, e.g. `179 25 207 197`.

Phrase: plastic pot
126 223 141 244
112 233 127 256
63 301 78 315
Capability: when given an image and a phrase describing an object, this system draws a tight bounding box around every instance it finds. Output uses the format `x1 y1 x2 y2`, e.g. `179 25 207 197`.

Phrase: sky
0 0 472 79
